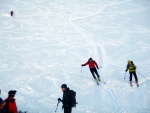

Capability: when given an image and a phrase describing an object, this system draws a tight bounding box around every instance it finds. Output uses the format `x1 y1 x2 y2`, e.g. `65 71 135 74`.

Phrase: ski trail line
103 87 120 113
67 4 106 33
67 1 132 113
93 84 102 113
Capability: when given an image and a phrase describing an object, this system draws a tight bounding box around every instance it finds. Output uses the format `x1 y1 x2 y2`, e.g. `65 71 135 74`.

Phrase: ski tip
102 82 106 84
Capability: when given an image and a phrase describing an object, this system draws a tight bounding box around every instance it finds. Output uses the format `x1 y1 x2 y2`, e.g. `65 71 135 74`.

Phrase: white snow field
0 0 150 113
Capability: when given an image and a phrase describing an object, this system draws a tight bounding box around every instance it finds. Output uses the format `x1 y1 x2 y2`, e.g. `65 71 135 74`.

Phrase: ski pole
137 71 148 81
97 67 106 84
81 66 82 78
55 101 60 113
124 72 126 79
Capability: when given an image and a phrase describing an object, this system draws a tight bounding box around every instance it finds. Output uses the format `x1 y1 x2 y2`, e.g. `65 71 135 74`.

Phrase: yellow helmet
128 60 131 63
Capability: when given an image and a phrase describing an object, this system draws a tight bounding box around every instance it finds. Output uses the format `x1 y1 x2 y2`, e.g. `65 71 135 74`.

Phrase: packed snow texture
0 0 150 113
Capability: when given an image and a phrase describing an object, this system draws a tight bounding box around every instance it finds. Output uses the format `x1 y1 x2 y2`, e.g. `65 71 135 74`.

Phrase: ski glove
58 98 62 102
97 67 99 69
125 69 127 72
81 64 84 66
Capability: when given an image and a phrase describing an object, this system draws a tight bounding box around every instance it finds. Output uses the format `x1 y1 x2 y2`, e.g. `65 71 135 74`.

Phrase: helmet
128 60 131 63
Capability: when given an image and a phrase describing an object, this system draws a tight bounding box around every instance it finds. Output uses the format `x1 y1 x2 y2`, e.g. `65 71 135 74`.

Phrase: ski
95 78 106 85
99 78 106 84
96 81 99 85
101 81 106 84
130 83 139 88
98 80 106 84
97 81 106 85
96 82 99 85
95 80 99 85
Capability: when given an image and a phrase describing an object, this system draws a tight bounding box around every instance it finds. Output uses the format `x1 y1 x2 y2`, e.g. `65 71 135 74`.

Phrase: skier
0 90 18 113
10 11 14 17
125 60 139 87
58 84 72 113
81 58 100 82
0 90 3 104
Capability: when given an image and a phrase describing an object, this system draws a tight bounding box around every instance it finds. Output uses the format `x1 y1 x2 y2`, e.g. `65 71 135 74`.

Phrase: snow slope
0 0 150 113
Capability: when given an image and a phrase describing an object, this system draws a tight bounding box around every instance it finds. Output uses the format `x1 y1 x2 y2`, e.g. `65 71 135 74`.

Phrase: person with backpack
125 60 139 87
81 58 100 82
58 84 76 113
0 90 18 113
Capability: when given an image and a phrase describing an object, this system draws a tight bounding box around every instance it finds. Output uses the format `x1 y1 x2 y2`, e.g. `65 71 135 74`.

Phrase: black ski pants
129 71 138 82
64 107 72 113
90 68 100 79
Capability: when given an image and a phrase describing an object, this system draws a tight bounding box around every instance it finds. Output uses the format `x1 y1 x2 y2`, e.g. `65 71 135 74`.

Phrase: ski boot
130 81 132 87
95 79 99 82
95 79 99 85
136 82 139 87
98 78 101 81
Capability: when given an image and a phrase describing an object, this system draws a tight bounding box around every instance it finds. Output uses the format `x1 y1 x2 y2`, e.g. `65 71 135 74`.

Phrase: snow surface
0 0 150 113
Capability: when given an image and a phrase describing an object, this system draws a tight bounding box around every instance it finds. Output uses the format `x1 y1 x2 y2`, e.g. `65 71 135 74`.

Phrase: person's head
61 84 67 92
128 60 131 64
89 58 92 61
8 90 16 97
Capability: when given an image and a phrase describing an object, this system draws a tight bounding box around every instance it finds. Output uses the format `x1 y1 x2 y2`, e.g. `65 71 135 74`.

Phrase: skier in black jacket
0 90 3 104
10 11 14 17
58 84 72 113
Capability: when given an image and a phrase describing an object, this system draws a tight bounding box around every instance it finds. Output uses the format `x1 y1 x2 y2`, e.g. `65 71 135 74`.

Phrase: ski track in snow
68 1 126 112
69 0 150 112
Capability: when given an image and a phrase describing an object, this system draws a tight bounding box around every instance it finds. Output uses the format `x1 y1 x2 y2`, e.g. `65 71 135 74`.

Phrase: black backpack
131 61 136 69
69 90 77 108
0 98 2 105
0 99 9 113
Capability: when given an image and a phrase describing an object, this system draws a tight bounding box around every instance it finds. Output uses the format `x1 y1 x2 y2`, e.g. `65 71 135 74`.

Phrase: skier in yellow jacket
125 60 139 87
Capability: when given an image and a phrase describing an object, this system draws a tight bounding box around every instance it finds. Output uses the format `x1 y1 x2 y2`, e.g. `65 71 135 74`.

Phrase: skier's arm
94 61 99 69
0 101 6 109
58 98 62 102
125 64 129 72
81 61 89 66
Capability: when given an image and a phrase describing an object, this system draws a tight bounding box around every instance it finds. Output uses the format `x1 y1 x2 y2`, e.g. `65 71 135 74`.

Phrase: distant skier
0 90 3 104
58 84 76 113
125 60 139 87
10 11 14 17
0 90 18 113
81 58 100 82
